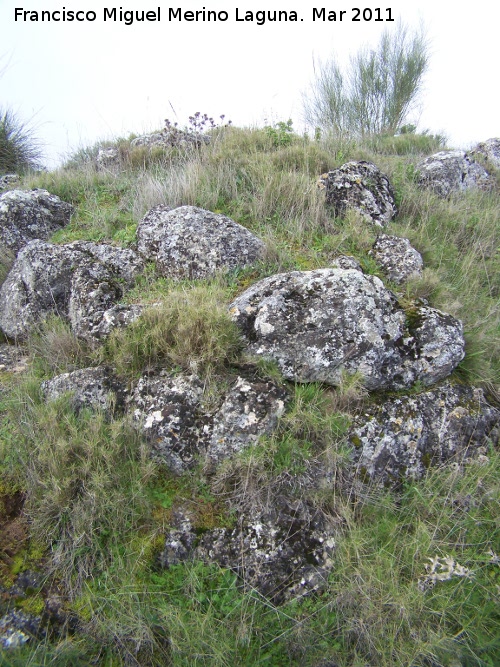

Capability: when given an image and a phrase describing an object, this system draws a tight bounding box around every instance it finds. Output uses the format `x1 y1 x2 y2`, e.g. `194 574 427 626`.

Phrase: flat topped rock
229 268 464 391
136 205 266 279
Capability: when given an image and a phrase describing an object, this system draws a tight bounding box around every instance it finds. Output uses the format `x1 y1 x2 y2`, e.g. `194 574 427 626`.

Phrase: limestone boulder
370 234 423 284
349 383 499 486
129 370 288 474
0 174 19 191
417 150 493 197
136 205 265 280
320 161 397 227
468 138 500 170
41 367 125 415
0 189 73 255
160 498 336 603
0 240 143 341
229 268 464 391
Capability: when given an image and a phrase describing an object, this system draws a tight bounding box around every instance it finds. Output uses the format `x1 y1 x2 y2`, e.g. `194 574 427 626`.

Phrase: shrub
303 21 429 137
0 107 43 173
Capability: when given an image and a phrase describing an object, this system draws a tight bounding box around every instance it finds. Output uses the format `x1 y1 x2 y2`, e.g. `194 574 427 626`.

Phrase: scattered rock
0 343 28 374
319 161 397 227
129 370 288 474
349 382 500 485
137 205 265 280
0 610 43 649
130 371 208 474
160 498 336 603
206 376 288 465
468 138 500 170
131 128 210 149
370 234 423 284
0 240 143 341
330 255 363 272
95 147 120 169
417 150 494 197
0 174 20 191
229 268 464 391
41 367 125 414
0 189 73 255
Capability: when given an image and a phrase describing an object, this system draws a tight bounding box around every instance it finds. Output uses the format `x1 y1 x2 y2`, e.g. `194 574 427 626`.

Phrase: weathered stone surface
320 161 397 227
330 255 363 272
0 609 43 649
349 383 500 485
0 189 73 254
417 150 494 197
0 240 143 341
0 343 28 374
0 174 19 191
160 498 336 603
206 376 288 464
131 128 210 149
130 371 208 474
95 147 120 169
229 268 465 391
370 234 423 284
129 370 288 474
468 138 500 170
137 205 265 280
41 367 125 414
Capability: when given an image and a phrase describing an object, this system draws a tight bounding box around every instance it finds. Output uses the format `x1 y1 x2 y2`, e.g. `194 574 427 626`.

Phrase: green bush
0 107 43 173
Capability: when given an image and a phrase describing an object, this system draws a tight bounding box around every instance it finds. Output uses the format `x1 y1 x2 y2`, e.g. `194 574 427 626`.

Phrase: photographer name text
14 7 395 26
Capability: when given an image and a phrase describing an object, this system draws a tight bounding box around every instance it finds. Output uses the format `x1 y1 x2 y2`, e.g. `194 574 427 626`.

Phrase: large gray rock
468 138 500 170
229 268 465 391
129 370 288 474
370 234 423 284
41 367 125 414
160 498 336 603
0 240 143 341
0 189 73 255
0 174 20 192
319 161 397 227
417 150 494 197
136 205 265 280
349 383 499 486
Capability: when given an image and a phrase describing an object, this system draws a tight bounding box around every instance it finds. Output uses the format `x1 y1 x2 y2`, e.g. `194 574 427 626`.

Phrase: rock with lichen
417 150 494 197
229 268 464 391
370 234 423 284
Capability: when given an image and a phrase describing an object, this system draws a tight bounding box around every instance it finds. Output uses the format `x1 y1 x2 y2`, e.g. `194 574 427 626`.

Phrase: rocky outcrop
349 383 500 486
0 189 73 255
0 343 28 375
95 147 120 169
129 370 288 474
229 268 464 391
468 138 500 170
417 150 494 197
41 367 124 415
136 205 266 280
319 161 397 227
0 240 143 342
160 498 336 603
131 128 210 150
370 234 423 284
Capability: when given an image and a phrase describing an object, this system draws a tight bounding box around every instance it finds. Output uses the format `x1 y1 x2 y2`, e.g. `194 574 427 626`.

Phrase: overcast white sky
1 0 499 168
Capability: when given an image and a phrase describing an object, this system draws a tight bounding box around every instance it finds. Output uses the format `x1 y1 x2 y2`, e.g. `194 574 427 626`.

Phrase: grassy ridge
1 125 499 666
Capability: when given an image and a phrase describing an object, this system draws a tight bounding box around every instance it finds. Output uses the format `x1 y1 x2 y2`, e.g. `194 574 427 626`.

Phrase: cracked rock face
160 498 336 603
229 268 465 391
417 150 494 197
349 383 500 486
0 240 143 342
130 370 288 474
468 138 500 170
0 189 73 255
137 205 266 280
370 234 423 284
320 161 397 227
41 367 125 415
